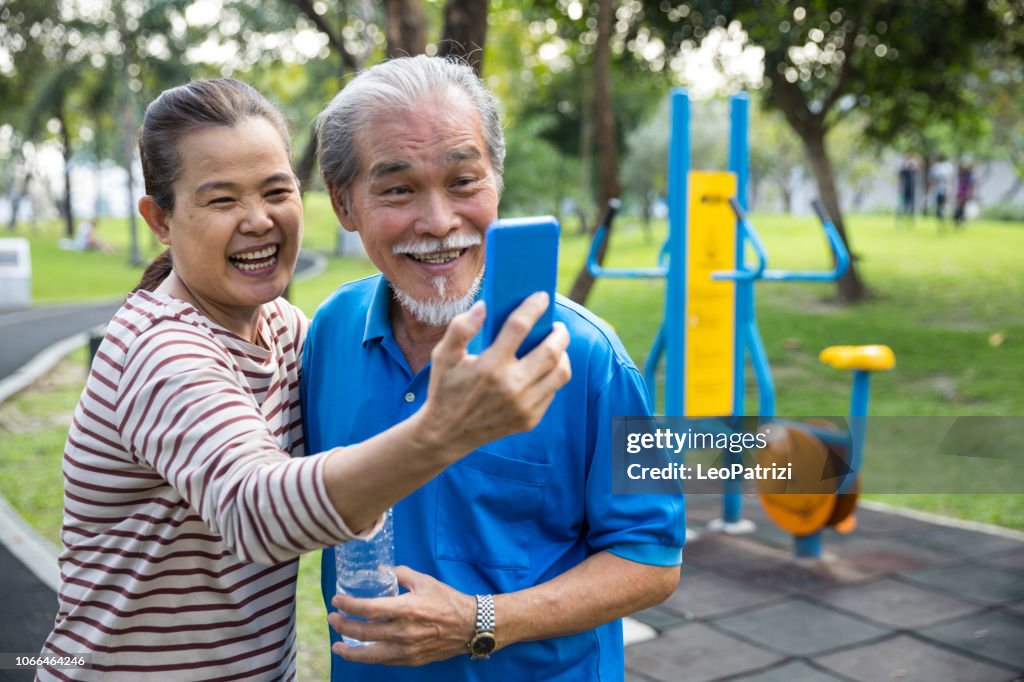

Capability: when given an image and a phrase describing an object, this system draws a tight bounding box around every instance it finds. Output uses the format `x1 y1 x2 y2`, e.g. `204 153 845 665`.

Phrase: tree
567 0 621 303
383 0 427 58
437 0 489 74
644 0 1001 301
748 105 804 213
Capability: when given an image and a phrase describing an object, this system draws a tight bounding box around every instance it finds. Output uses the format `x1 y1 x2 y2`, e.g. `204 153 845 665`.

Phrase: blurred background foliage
1 0 1023 302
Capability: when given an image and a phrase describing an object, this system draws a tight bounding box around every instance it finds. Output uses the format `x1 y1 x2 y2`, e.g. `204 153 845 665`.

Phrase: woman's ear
139 196 171 246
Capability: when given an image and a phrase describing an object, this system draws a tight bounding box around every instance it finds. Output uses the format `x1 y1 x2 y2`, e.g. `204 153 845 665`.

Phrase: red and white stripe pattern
39 291 354 681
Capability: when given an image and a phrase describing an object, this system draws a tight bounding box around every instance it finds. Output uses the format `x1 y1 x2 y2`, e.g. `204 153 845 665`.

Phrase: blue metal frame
665 89 690 418
584 89 863 557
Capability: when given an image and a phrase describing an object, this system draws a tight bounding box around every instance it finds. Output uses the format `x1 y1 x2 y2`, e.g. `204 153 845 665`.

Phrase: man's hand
417 292 572 458
329 566 477 667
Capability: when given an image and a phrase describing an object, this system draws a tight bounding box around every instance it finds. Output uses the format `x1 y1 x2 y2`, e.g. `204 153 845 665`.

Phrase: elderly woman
37 78 570 681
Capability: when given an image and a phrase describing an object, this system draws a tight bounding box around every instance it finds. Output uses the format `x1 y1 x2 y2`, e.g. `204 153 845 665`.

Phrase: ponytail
133 250 173 292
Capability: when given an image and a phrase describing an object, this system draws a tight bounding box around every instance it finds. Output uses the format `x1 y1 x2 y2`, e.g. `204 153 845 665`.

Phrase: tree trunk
437 0 489 74
6 168 29 232
120 101 143 266
383 0 427 57
568 0 619 304
802 129 867 302
57 105 75 238
295 128 319 193
776 177 793 214
577 76 594 234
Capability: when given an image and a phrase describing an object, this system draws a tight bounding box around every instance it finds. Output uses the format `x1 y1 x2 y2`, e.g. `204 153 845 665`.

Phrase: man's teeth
410 249 461 264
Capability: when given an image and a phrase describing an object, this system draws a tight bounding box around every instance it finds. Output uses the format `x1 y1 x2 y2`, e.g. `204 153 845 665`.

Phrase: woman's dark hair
133 251 173 293
134 78 293 292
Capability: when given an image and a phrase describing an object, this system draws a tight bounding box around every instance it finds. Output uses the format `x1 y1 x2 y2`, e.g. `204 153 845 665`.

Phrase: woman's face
153 117 302 330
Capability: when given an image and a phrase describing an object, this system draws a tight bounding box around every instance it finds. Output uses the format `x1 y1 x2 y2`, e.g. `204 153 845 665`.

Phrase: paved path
626 496 1024 681
0 301 122 381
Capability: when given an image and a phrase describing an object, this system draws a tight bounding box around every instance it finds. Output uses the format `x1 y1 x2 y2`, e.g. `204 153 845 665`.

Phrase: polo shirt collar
360 274 486 354
362 275 393 345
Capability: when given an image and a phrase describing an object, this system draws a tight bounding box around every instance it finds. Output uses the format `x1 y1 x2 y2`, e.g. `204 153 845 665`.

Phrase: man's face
332 91 499 327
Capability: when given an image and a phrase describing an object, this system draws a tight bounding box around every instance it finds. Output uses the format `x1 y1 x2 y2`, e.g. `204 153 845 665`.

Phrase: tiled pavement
625 495 1024 681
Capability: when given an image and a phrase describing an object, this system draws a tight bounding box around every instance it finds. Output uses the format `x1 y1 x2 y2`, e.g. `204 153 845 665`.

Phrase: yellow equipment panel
684 171 737 417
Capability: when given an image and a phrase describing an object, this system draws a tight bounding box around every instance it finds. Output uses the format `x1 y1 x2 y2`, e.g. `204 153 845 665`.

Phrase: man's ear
327 185 357 233
139 196 171 245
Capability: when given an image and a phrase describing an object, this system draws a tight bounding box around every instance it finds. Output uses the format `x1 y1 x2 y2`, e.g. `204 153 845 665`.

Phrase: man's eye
209 197 235 205
452 177 480 191
266 188 293 200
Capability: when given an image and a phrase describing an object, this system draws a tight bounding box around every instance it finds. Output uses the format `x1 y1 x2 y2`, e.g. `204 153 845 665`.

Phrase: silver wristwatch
467 594 496 660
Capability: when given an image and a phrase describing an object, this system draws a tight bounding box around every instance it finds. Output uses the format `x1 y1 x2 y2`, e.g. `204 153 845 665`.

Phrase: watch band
475 593 495 633
468 593 496 660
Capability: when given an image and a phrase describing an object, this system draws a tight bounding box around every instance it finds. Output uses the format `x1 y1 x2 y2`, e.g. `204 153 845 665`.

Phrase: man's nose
414 190 460 237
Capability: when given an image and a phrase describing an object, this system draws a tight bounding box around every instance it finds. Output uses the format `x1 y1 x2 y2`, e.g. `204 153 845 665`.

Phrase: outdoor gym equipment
586 88 894 558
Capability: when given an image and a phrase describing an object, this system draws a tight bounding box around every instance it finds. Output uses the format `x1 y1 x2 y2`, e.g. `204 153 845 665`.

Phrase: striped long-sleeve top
39 290 361 681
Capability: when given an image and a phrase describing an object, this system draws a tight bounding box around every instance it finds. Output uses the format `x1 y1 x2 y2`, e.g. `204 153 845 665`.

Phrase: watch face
471 632 496 655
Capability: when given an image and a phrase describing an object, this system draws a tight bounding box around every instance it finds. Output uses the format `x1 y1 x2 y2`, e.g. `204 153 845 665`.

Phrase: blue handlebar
711 198 850 283
711 199 767 281
585 199 668 279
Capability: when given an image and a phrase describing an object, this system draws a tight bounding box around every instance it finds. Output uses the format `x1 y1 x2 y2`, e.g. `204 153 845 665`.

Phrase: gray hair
316 55 505 196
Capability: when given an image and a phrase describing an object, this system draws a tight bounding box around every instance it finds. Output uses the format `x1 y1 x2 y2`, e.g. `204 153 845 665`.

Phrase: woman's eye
385 186 411 196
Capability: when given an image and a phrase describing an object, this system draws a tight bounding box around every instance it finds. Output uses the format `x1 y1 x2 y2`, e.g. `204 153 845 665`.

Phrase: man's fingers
524 349 572 405
517 321 571 379
394 565 427 591
431 301 486 368
487 292 550 357
517 351 572 423
332 593 402 621
332 638 403 665
330 611 391 645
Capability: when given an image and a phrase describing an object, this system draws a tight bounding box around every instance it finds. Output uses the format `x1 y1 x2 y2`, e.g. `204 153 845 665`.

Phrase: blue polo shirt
301 275 684 682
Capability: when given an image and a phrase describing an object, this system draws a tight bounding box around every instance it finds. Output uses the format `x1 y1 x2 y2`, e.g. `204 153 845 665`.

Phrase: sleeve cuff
607 542 683 567
346 512 387 541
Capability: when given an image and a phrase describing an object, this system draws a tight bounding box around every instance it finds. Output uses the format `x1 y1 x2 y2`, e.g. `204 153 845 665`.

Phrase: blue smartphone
481 216 560 357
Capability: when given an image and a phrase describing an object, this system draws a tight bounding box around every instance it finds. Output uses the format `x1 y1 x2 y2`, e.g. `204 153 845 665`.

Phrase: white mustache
392 233 481 255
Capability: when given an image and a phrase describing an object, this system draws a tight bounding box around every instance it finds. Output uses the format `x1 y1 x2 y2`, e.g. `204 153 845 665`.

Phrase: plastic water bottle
334 508 398 647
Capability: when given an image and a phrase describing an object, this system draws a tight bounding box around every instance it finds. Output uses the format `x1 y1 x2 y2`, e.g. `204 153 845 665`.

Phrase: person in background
37 77 570 681
928 154 955 222
953 161 976 228
303 55 684 682
897 154 918 221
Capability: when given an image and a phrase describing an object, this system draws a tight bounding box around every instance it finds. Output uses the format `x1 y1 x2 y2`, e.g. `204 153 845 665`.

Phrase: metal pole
723 94 750 523
665 89 690 418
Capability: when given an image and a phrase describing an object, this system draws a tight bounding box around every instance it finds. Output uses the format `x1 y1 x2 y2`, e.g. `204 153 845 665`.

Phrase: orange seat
819 344 895 372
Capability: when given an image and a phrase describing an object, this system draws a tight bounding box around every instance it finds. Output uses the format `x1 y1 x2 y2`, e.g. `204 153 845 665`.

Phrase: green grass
2 200 1022 680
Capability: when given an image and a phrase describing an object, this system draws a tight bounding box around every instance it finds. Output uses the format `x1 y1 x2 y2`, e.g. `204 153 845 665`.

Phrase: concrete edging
859 499 1024 541
0 329 94 593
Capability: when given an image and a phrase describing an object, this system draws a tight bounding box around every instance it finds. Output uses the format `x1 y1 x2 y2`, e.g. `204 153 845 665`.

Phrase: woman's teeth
230 246 279 271
410 249 461 264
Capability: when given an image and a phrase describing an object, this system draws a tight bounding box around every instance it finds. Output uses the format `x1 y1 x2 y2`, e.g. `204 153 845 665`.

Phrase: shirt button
404 392 416 403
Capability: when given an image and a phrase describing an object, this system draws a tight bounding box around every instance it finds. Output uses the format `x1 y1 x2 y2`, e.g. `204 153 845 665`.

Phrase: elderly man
302 55 684 681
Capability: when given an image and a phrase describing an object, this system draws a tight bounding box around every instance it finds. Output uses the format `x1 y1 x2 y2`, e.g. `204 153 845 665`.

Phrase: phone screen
481 216 560 357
